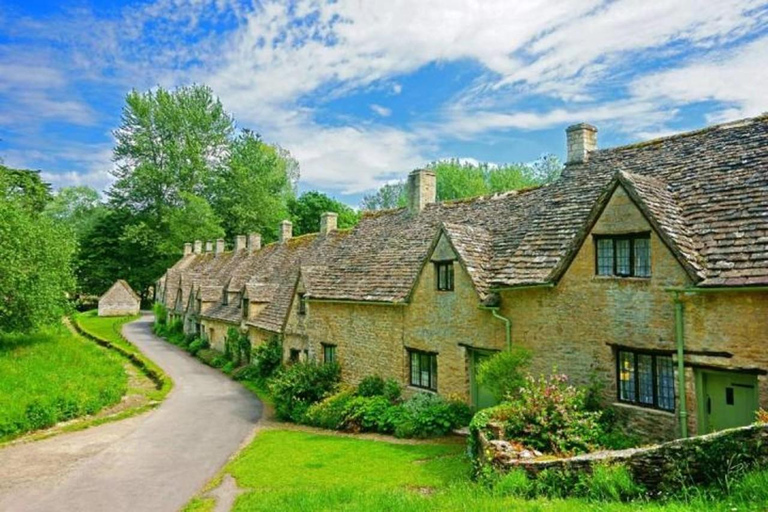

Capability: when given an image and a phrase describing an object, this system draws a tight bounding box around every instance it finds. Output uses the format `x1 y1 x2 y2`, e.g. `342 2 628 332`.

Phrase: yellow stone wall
200 318 231 352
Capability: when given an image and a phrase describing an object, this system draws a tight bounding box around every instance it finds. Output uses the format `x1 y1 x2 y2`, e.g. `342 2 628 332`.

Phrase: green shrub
304 388 356 430
197 348 226 368
383 378 402 402
251 335 283 379
357 375 386 397
222 361 235 375
533 468 581 499
476 347 531 401
188 339 204 356
269 361 341 422
224 327 251 366
342 395 397 433
494 468 534 498
581 464 643 501
152 303 167 326
497 373 603 455
393 392 471 438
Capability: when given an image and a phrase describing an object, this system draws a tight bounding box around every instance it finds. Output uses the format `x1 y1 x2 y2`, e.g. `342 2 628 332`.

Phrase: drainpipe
673 292 688 438
479 306 512 351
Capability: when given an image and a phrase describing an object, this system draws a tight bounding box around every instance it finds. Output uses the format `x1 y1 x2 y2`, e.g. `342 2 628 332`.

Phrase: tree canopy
288 191 359 236
359 155 563 211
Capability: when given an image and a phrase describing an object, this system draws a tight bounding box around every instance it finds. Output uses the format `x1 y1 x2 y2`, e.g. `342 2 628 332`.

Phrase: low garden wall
473 422 768 494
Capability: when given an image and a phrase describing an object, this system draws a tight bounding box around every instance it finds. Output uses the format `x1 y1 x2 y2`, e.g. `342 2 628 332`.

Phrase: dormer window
242 298 249 318
595 234 651 277
435 261 454 291
222 292 228 305
298 293 307 315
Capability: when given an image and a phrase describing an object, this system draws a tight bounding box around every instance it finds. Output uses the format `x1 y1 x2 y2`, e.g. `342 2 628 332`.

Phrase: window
617 349 675 411
242 298 249 318
595 234 651 277
435 261 454 291
322 343 336 364
289 349 301 363
409 349 437 391
298 293 307 315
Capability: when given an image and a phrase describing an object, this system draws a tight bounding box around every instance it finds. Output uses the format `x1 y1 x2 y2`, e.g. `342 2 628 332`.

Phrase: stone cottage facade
98 279 141 317
156 115 768 442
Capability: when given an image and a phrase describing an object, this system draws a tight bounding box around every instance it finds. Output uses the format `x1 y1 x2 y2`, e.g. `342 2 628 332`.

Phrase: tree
288 191 359 236
43 186 106 239
109 84 235 216
211 130 298 241
360 182 406 211
0 165 52 212
0 193 74 332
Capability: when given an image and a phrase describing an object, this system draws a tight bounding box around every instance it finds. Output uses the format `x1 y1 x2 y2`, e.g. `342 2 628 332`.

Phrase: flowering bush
757 408 768 424
498 373 603 455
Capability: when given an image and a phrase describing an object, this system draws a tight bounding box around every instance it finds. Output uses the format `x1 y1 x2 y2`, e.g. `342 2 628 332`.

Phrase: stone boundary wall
475 423 768 493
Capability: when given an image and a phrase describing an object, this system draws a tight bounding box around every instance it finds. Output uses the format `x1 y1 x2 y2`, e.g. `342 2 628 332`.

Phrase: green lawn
0 326 127 441
190 429 768 512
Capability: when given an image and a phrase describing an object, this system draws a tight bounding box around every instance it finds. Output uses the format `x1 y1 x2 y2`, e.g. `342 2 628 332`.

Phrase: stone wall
475 422 768 495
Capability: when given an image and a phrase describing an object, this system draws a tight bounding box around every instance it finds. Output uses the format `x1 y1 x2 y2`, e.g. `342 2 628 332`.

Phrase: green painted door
699 371 758 433
469 349 498 411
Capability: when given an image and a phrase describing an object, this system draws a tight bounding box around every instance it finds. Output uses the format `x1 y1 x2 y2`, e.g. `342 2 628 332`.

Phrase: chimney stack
205 241 213 253
235 235 247 252
320 212 338 235
215 238 225 255
279 220 293 243
183 242 192 256
566 123 597 164
248 233 261 253
407 168 436 213
194 240 203 254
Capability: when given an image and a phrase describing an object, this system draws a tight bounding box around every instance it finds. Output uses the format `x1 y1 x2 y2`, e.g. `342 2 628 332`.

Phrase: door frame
694 368 759 435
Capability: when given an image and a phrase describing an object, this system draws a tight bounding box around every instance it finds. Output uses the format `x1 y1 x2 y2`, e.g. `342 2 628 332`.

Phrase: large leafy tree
360 182 406 211
211 130 298 242
0 165 52 212
43 186 106 240
288 191 359 236
0 174 74 332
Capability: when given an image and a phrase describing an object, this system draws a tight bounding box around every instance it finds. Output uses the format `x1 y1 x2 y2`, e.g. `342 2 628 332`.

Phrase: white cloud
370 104 392 117
2 143 115 191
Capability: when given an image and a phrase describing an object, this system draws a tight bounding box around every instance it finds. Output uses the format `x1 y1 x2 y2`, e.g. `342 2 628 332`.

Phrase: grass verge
187 429 768 512
74 310 172 401
0 325 127 442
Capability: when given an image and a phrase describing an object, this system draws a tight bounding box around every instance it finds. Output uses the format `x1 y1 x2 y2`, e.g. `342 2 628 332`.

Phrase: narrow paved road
0 314 262 512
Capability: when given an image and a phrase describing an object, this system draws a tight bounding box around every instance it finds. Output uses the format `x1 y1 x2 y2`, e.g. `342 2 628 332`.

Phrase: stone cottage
156 114 768 442
98 279 141 317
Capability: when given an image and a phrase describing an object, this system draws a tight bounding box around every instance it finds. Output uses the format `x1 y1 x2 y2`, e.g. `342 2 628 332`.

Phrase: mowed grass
0 326 127 441
75 310 140 355
199 430 768 512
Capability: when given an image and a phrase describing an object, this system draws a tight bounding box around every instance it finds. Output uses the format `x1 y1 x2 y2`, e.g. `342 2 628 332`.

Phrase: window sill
612 402 675 416
407 386 437 394
593 276 651 283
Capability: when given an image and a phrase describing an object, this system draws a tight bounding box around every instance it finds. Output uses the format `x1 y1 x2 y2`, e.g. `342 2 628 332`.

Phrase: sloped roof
100 279 140 302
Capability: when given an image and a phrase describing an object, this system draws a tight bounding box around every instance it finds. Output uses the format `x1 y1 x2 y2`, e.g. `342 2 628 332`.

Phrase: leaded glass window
617 349 675 411
409 349 437 391
595 234 651 277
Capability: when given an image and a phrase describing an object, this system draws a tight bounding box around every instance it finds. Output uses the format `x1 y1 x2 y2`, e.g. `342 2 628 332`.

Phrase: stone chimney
215 238 225 255
566 123 598 164
205 241 213 253
279 220 293 243
234 235 247 252
248 233 261 253
183 242 192 256
407 168 436 213
194 240 203 254
320 212 338 235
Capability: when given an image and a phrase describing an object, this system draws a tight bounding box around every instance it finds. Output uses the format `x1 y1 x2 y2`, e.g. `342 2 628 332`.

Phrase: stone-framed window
435 261 454 291
408 348 437 391
242 297 249 318
322 343 336 364
595 233 651 277
617 349 675 411
298 293 307 315
289 348 301 363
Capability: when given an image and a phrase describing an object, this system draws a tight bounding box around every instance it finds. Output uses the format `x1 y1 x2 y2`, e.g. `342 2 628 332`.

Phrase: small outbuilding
98 279 141 317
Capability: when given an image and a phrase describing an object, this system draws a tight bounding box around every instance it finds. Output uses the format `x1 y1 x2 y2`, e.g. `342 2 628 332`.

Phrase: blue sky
1 1 766 206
